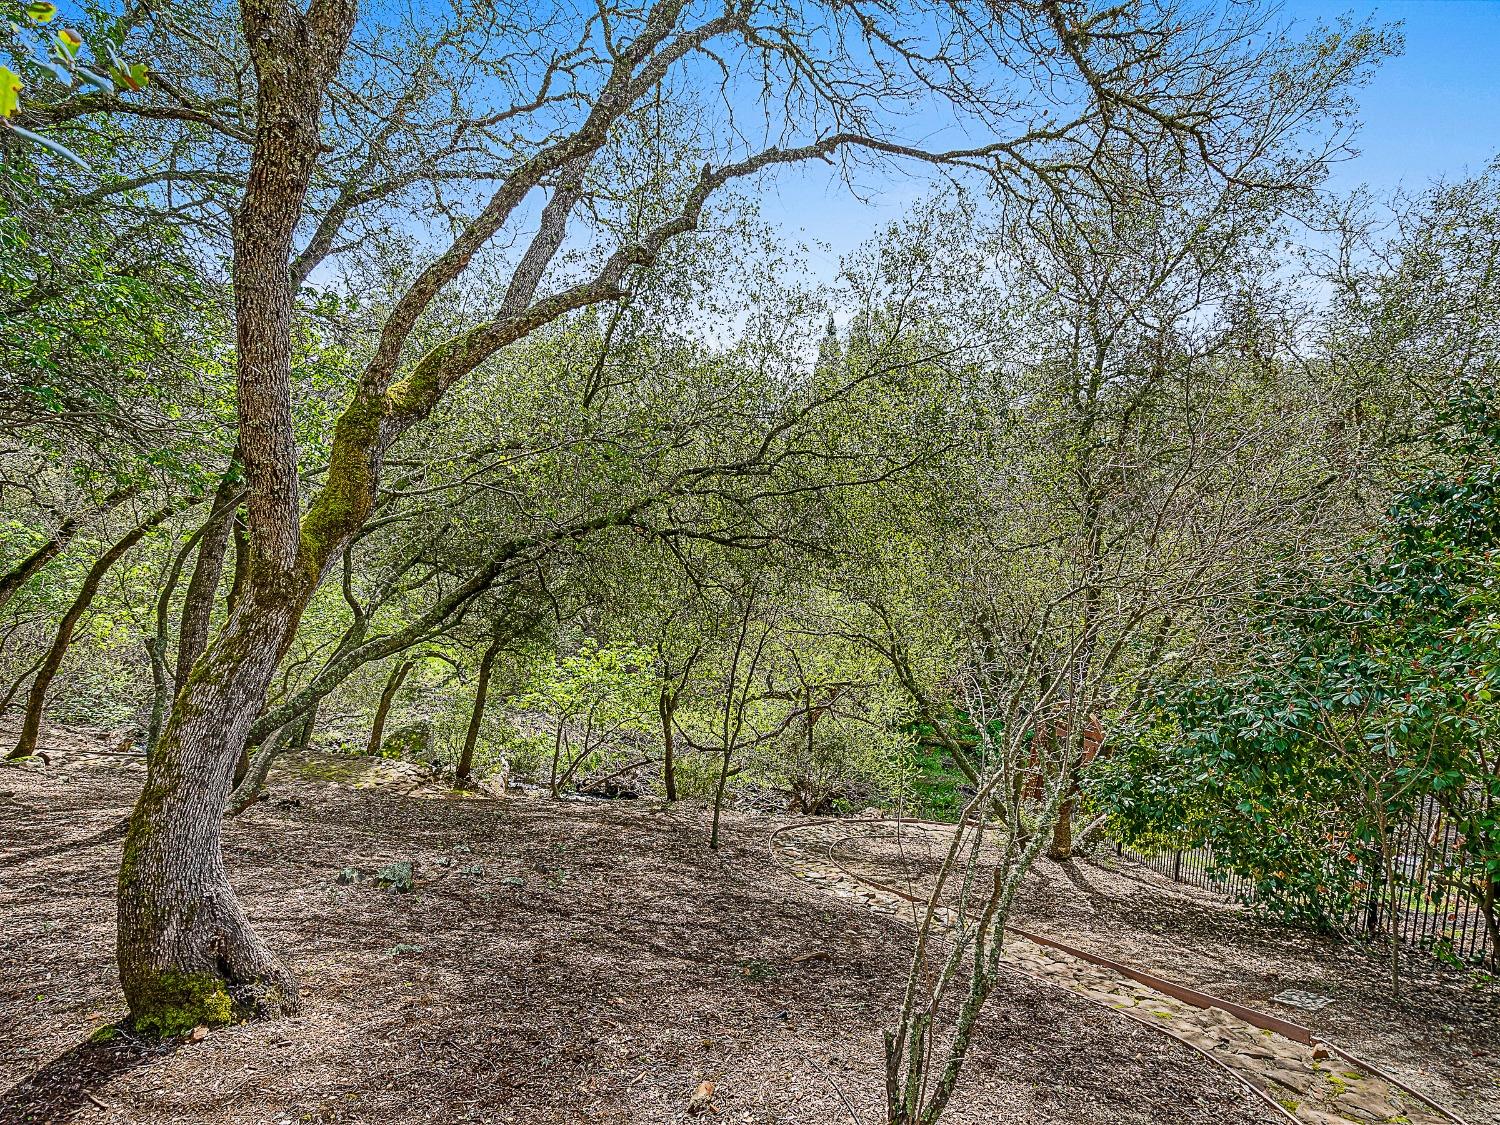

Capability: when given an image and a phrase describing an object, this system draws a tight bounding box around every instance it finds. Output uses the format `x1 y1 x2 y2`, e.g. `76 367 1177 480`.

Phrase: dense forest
2 0 1497 1122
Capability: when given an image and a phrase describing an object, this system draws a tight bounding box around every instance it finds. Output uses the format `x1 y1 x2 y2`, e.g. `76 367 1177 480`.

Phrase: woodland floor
833 827 1500 1123
0 735 1493 1125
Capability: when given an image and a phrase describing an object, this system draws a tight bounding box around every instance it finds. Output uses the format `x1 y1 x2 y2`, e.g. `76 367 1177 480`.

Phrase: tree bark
710 747 733 851
225 721 296 816
146 514 219 755
175 467 242 687
225 515 249 615
660 690 679 802
293 702 317 752
0 651 46 718
367 659 414 756
115 0 358 1036
1047 793 1075 861
10 499 187 760
118 591 307 1034
456 636 500 784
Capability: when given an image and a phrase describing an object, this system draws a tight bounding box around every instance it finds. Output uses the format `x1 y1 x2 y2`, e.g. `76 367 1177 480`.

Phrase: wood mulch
0 755 1270 1125
834 823 1500 1123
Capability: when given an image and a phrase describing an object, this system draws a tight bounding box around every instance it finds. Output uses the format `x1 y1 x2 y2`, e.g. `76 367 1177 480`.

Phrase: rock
336 867 362 885
1266 1067 1313 1094
1233 1043 1276 1061
381 721 435 761
1295 1107 1351 1125
1334 1086 1398 1119
189 1025 208 1042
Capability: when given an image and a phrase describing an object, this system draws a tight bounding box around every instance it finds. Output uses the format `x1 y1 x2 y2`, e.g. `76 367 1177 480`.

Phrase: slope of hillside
1 753 1266 1125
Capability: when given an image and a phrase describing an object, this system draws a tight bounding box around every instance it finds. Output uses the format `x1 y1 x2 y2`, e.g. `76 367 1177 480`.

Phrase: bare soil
0 752 1274 1125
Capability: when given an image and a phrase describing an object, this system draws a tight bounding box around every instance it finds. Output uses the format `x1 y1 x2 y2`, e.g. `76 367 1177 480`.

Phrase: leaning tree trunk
115 0 358 1035
456 635 500 785
0 484 139 613
118 589 306 1035
367 659 414 756
11 500 186 760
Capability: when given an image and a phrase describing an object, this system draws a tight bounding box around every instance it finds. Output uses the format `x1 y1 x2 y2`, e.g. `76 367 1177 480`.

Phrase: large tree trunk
456 636 500 784
115 0 358 1035
10 500 186 760
367 659 414 756
118 591 305 1035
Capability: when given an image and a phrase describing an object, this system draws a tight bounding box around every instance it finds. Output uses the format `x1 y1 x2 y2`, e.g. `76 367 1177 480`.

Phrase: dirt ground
0 756 1278 1125
830 824 1500 1123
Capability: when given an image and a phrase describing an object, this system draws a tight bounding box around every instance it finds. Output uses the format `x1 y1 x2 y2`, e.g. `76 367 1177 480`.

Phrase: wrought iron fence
1376 796 1492 964
1112 798 1494 966
1114 840 1259 905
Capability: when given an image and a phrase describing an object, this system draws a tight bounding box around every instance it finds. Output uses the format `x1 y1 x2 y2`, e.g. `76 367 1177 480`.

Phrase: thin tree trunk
710 746 733 851
1481 878 1500 971
660 690 679 802
225 515 249 615
294 703 317 752
457 636 500 785
1047 794 1075 861
225 722 295 816
10 499 187 760
175 467 242 687
146 517 218 755
367 660 414 756
0 650 46 718
1048 761 1079 861
0 485 139 613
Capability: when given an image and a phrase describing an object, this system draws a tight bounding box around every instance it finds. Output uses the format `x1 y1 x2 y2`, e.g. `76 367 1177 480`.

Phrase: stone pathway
772 820 1465 1125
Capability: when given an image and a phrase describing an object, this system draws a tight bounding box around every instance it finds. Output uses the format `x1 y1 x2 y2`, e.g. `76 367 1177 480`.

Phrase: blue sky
761 1 1500 277
1307 1 1500 193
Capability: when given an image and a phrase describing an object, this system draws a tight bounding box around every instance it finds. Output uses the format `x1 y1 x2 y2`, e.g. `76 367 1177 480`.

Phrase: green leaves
0 2 150 168
1098 385 1500 948
0 65 19 116
108 59 145 91
54 26 80 59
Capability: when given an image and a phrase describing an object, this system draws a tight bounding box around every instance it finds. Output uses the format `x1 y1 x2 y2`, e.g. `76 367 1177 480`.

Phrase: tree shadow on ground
0 1029 173 1124
0 815 129 867
1053 855 1124 913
